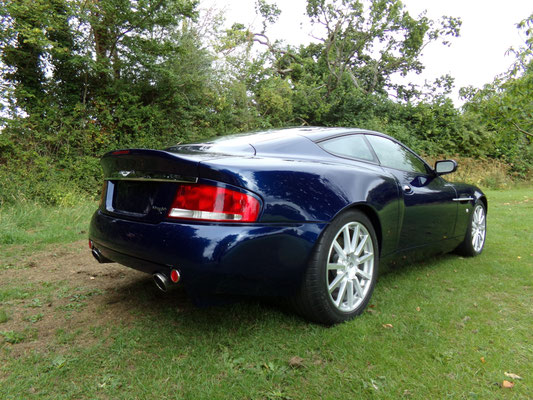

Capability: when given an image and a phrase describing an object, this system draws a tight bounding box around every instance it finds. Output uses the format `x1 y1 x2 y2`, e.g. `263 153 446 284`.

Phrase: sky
205 0 532 103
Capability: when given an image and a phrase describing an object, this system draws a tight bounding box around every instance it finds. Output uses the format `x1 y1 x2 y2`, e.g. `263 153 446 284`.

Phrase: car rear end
88 147 324 297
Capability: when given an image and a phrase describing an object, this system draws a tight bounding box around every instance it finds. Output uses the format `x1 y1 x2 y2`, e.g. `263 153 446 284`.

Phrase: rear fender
199 157 400 257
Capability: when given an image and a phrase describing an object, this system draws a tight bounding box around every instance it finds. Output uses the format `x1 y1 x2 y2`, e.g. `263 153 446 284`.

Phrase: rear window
319 135 375 162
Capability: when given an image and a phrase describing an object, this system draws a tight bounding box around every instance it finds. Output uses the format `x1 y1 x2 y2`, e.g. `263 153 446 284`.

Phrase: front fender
451 182 487 237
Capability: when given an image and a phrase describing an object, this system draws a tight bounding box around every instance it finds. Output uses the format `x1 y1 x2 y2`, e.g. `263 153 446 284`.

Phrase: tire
291 210 379 325
456 200 487 257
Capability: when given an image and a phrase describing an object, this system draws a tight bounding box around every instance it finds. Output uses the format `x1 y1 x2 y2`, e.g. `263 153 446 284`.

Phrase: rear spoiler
100 149 203 183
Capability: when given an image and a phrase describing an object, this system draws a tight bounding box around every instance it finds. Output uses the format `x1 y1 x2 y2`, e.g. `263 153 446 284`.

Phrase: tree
461 13 533 174
0 0 225 204
218 0 462 127
1 0 49 114
303 0 461 97
0 0 209 143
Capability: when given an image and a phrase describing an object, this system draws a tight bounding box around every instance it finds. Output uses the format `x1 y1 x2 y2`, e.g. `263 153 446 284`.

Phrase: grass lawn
0 188 532 399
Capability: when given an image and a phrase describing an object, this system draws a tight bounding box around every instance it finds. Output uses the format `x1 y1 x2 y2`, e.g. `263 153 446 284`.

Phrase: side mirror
434 160 457 176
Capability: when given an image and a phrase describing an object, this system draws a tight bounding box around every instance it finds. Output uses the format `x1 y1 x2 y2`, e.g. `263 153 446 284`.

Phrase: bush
423 155 515 189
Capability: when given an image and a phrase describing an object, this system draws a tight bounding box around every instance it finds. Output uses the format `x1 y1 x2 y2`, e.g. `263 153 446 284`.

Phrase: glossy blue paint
90 209 326 295
383 168 458 248
89 127 486 298
451 183 487 238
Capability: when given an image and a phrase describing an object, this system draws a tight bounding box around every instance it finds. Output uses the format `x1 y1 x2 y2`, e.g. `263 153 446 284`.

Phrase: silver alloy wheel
472 204 486 252
326 221 375 312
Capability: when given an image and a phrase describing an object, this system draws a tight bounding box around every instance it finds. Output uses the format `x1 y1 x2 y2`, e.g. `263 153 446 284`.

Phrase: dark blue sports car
89 127 487 324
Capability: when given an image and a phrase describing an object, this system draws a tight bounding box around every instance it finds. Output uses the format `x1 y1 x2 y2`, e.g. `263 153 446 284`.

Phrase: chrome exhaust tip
153 272 172 292
91 247 113 263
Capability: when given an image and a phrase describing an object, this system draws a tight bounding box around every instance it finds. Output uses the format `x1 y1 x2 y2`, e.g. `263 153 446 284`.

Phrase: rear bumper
89 210 326 296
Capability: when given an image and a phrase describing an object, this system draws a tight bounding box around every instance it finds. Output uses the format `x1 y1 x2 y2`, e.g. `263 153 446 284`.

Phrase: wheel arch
472 186 487 212
478 195 488 212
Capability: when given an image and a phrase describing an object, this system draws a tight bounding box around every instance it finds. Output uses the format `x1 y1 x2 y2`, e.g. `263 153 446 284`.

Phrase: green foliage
0 152 97 206
0 200 95 258
255 76 294 126
0 0 246 205
24 313 44 323
0 330 26 344
461 13 533 177
303 0 461 97
0 309 9 324
0 1 531 205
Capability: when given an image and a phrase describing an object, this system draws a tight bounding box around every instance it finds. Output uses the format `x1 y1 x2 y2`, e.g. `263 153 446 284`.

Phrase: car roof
167 127 395 157
203 127 391 144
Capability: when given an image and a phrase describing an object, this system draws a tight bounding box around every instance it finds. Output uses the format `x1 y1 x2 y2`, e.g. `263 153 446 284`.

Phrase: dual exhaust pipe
90 240 180 293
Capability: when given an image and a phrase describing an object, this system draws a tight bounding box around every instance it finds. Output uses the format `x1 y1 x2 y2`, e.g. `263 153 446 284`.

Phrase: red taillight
111 150 130 155
168 184 260 222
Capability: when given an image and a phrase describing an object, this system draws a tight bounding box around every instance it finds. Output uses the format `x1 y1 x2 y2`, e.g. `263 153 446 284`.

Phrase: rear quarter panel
199 157 400 257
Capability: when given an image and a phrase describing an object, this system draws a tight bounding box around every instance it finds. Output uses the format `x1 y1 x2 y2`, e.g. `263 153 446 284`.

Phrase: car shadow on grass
380 251 458 277
99 274 306 333
98 251 463 333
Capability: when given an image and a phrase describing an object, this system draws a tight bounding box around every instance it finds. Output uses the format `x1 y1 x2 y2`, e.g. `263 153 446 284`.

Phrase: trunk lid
100 149 223 223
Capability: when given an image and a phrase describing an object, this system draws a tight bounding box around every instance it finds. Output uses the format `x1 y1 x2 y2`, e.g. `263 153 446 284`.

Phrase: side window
366 135 428 174
319 134 375 162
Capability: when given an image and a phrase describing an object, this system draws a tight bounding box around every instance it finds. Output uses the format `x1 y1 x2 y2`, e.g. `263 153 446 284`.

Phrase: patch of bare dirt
0 240 191 357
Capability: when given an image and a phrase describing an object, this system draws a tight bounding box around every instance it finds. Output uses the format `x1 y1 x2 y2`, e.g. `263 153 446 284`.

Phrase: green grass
0 200 96 262
0 309 9 324
0 188 532 399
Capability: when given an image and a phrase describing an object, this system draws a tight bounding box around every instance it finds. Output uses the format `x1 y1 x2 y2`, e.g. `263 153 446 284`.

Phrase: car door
365 134 458 250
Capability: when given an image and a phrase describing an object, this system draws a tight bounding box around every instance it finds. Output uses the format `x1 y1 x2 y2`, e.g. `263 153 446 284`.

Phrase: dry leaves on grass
382 324 393 329
502 380 515 389
504 372 522 380
288 356 304 369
